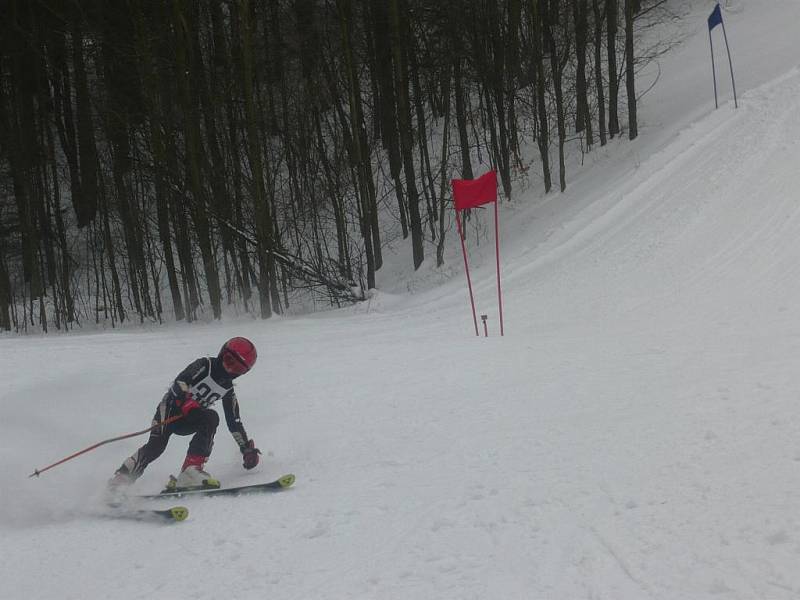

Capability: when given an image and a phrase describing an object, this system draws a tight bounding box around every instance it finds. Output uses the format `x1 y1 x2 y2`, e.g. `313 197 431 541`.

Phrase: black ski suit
117 356 251 479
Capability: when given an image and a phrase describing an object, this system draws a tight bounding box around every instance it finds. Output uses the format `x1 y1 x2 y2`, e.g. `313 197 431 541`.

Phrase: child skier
108 337 261 492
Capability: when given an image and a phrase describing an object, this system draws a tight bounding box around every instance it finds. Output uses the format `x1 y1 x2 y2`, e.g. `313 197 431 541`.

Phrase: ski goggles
222 349 251 375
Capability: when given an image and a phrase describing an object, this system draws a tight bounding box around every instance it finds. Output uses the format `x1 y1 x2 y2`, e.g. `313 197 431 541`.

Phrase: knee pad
205 408 220 429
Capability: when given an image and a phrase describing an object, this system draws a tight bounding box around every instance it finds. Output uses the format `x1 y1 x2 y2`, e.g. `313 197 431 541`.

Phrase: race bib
189 372 231 407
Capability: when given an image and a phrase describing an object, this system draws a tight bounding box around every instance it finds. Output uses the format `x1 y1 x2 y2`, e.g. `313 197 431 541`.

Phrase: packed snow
3 1 800 598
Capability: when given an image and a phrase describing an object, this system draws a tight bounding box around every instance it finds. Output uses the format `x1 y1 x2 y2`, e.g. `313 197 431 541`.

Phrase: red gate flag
450 170 504 336
452 170 498 210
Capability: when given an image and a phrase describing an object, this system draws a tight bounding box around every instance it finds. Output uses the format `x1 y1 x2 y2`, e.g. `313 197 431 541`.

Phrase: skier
108 337 262 492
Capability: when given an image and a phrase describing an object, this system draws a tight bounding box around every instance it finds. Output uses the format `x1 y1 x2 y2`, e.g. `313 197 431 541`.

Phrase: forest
0 0 674 332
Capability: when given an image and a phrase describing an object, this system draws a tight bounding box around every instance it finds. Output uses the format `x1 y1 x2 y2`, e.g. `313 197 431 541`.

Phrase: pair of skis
116 474 295 523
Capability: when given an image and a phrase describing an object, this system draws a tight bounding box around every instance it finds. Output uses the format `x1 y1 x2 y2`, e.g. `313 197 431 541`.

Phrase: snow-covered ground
3 1 800 598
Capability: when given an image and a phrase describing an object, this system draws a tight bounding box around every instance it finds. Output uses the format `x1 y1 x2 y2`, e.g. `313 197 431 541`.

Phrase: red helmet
219 337 257 376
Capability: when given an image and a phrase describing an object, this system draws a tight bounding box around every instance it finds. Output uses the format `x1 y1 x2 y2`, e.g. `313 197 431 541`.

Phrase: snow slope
3 1 800 599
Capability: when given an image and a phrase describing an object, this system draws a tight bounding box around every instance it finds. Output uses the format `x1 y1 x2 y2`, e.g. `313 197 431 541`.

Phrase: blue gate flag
708 4 722 30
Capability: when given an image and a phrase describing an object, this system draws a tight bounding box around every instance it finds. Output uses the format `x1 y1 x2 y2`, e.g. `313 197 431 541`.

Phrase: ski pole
29 414 183 478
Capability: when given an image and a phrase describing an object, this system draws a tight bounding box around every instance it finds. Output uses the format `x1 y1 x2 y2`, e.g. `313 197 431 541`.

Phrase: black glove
241 439 261 470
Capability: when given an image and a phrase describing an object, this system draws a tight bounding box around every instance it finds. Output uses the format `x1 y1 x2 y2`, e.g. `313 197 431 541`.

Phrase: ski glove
178 394 201 417
175 382 200 417
241 439 261 470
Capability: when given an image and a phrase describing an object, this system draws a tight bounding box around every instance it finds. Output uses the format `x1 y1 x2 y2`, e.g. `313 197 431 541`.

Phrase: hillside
3 1 800 599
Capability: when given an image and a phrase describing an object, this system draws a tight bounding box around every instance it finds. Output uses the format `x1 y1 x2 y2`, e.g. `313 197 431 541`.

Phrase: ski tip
169 506 189 521
278 474 295 488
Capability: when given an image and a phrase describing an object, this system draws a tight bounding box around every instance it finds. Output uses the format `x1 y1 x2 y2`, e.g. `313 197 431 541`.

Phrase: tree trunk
453 56 474 180
573 0 593 146
174 0 222 319
0 248 10 331
436 64 452 267
337 0 377 288
593 0 608 146
606 0 620 137
389 0 424 269
529 0 552 193
238 0 274 318
545 0 567 192
624 0 638 139
72 22 99 227
370 0 408 239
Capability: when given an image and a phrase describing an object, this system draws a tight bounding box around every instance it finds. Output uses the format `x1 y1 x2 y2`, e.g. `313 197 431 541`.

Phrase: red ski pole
29 414 183 478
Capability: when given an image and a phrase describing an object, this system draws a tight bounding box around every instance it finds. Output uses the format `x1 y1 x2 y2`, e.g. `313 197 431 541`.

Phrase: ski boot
105 469 135 505
162 454 220 493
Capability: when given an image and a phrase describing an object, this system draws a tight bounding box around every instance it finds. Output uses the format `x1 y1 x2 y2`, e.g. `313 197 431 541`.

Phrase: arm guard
222 390 249 450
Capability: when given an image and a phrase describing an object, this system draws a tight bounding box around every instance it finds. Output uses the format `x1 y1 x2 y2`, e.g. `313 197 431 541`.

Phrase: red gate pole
494 199 504 336
455 208 479 336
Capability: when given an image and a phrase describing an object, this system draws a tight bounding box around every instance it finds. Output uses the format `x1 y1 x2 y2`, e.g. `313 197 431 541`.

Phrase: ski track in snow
4 4 800 600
